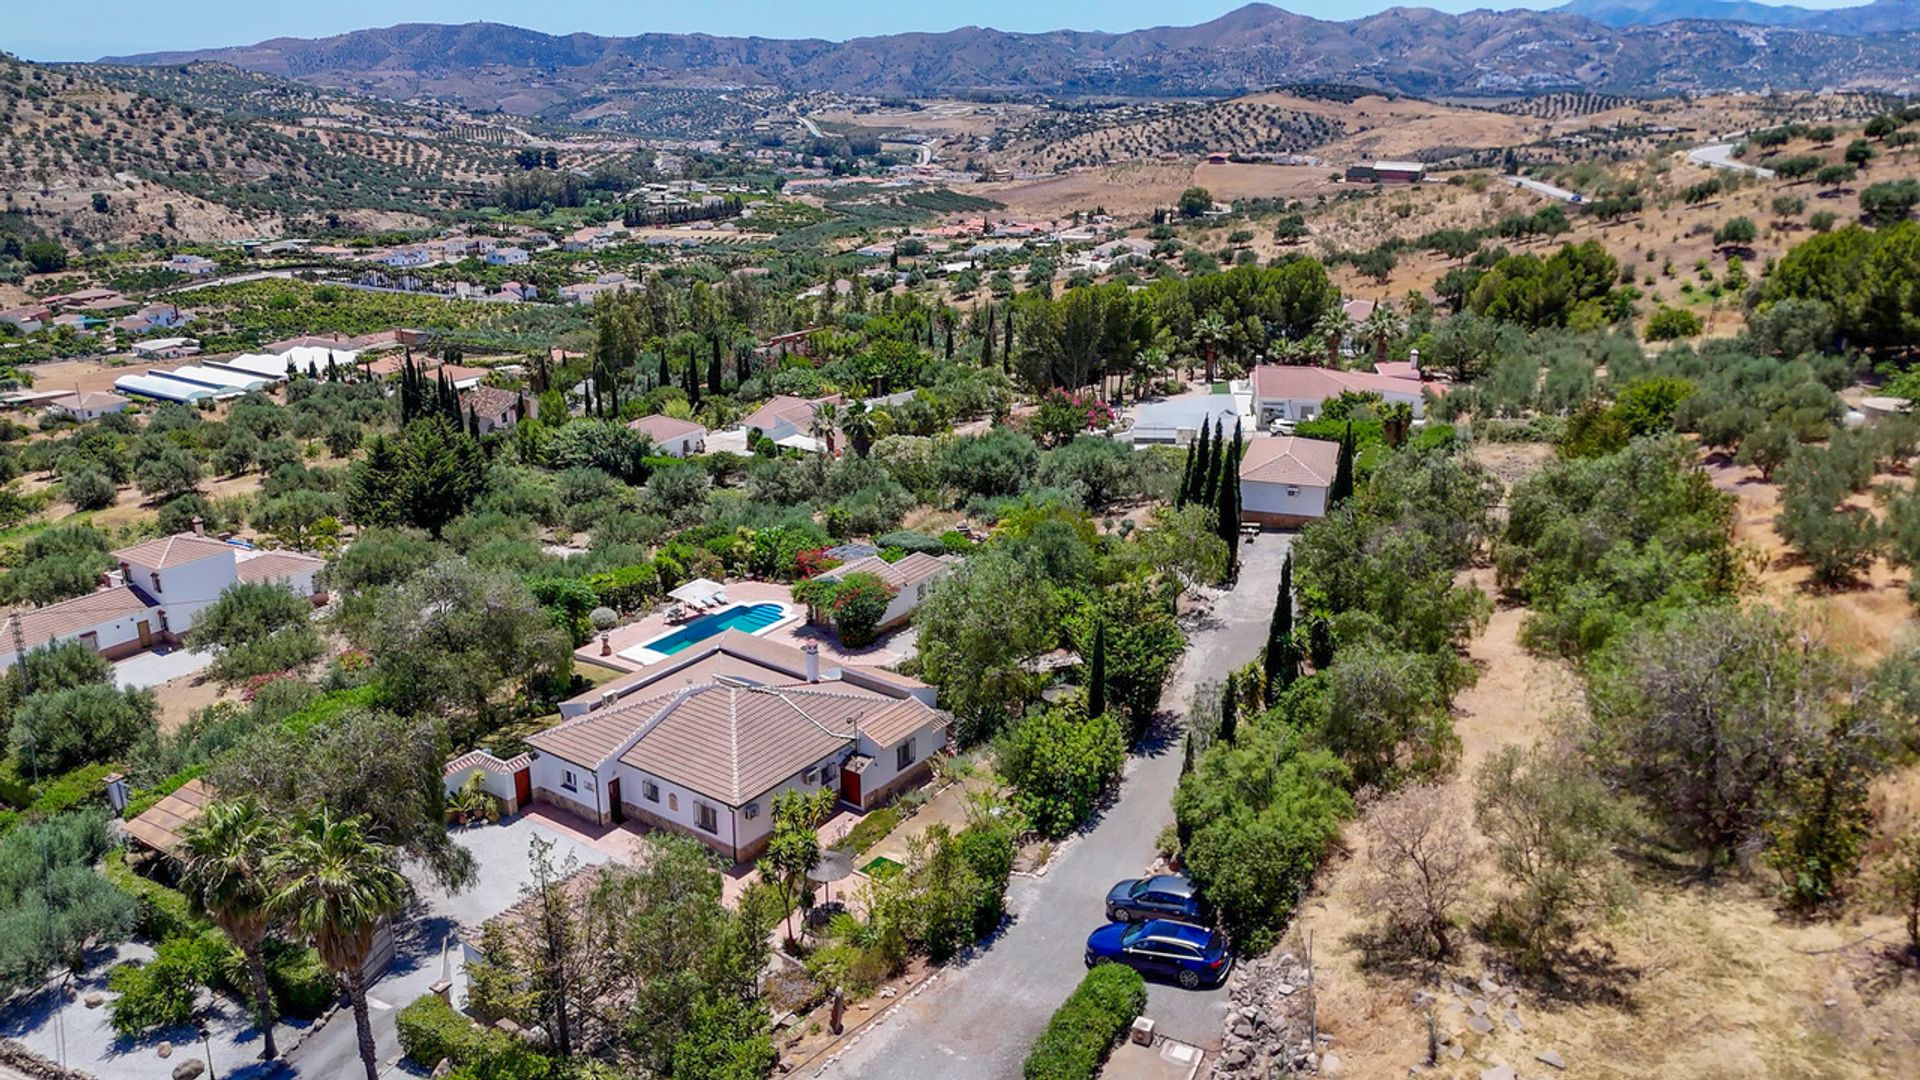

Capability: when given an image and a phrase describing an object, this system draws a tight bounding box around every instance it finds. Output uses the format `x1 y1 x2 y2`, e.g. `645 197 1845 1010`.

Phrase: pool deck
575 580 916 675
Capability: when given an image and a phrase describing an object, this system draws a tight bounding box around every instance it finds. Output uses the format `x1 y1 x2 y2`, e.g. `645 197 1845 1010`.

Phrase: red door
513 767 531 810
607 778 624 823
839 765 862 808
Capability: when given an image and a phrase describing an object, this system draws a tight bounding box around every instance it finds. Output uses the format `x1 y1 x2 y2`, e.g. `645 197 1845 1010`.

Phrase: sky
7 0 1866 63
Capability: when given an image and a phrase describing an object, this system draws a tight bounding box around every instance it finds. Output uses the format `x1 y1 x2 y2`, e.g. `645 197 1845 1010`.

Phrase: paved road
1688 143 1776 179
1501 175 1580 203
821 534 1296 1080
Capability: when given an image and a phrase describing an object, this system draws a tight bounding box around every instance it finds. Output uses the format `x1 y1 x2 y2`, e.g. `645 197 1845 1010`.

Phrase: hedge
103 848 208 940
584 563 660 611
1023 964 1147 1080
396 993 533 1072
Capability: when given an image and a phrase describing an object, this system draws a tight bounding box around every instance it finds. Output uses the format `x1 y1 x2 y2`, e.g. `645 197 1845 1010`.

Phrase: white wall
0 605 151 669
443 763 518 806
532 752 613 820
1241 478 1331 521
854 717 947 797
122 554 238 635
616 764 740 853
1257 386 1425 424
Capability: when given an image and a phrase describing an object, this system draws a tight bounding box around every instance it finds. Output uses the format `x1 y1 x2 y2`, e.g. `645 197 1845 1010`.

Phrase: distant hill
100 4 1920 110
1552 0 1920 33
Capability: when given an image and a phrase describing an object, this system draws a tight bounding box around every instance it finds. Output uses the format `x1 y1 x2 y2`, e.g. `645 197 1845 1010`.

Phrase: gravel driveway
820 533 1296 1079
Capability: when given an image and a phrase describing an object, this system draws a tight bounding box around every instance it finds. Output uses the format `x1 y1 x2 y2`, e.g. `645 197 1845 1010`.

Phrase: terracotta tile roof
1252 364 1432 402
840 664 930 692
112 533 236 570
739 394 840 433
617 684 867 806
529 689 678 769
627 414 706 442
235 549 326 585
819 552 955 591
1238 436 1341 487
124 778 214 855
437 364 488 384
4 586 156 653
855 696 945 747
444 749 532 778
52 391 129 411
460 386 522 418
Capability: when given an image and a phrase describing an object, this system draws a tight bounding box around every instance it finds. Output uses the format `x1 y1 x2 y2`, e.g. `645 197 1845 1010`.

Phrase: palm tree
1312 306 1353 366
1360 304 1406 366
1191 314 1231 384
839 400 878 458
269 810 407 1080
182 798 284 1061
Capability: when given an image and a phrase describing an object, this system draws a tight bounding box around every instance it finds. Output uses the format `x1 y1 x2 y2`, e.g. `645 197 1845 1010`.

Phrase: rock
1449 982 1473 999
1537 1050 1567 1070
1222 1046 1250 1068
879 987 897 999
1412 990 1434 1006
430 1060 453 1079
1469 998 1488 1016
1277 982 1296 996
1480 1065 1516 1080
1503 993 1518 1009
1445 1002 1465 1015
1320 1051 1343 1075
83 993 104 1008
1478 978 1501 997
1448 1043 1465 1061
1240 1005 1261 1019
171 1061 206 1080
156 1042 172 1059
1503 1010 1525 1032
1468 1016 1494 1035
1824 998 1837 1008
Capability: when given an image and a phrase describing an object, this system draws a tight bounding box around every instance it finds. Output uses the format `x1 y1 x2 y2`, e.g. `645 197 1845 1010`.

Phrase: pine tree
1087 621 1107 719
1264 554 1298 704
1218 672 1238 744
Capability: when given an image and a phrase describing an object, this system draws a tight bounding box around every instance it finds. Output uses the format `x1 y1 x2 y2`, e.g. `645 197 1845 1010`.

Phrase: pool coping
616 602 802 666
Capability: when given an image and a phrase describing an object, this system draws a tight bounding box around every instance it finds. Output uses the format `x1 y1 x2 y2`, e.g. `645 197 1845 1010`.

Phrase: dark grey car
1104 873 1208 925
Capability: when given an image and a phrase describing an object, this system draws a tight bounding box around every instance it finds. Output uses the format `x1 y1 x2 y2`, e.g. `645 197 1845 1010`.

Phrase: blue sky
10 0 1858 63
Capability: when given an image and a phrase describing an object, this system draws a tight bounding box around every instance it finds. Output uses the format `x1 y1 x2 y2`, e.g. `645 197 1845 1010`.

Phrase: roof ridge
727 685 743 804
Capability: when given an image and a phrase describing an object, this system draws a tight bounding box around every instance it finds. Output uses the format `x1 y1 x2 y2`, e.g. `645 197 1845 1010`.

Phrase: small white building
1250 363 1434 426
627 414 708 457
812 552 958 631
130 337 201 361
167 254 219 276
47 391 131 421
486 247 530 266
1238 435 1342 527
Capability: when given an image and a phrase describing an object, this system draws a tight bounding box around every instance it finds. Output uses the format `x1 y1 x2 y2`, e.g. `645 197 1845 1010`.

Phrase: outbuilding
1238 435 1342 527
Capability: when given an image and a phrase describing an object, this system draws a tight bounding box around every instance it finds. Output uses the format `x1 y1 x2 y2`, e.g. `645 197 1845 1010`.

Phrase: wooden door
839 765 862 808
513 767 532 810
136 620 152 647
607 778 624 823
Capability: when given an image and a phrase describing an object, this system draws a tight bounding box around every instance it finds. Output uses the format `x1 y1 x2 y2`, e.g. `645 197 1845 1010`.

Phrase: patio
574 579 917 673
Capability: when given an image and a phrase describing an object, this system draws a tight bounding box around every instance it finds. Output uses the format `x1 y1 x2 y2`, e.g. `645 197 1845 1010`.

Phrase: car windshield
1127 879 1154 898
1121 923 1151 947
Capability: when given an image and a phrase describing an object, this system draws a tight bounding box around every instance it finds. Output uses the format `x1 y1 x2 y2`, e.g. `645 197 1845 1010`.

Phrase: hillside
100 5 1920 108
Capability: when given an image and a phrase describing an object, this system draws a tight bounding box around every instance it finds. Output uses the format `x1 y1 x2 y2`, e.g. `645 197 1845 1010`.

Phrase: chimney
803 643 820 683
1408 348 1421 376
103 773 129 817
190 515 204 537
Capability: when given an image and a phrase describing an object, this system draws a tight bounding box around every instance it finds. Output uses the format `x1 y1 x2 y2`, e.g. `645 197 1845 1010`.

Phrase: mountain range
102 3 1920 109
1551 0 1920 34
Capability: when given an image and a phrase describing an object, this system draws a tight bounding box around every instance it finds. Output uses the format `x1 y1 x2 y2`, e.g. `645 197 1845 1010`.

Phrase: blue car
1105 873 1208 925
1085 918 1232 989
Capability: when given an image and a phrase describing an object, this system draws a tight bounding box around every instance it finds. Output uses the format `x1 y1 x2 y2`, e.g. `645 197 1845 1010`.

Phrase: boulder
1480 1066 1516 1080
1537 1050 1566 1070
83 993 104 1009
1320 1051 1343 1076
1502 1010 1525 1033
1478 978 1501 997
171 1060 207 1080
156 1042 172 1059
1467 1016 1494 1035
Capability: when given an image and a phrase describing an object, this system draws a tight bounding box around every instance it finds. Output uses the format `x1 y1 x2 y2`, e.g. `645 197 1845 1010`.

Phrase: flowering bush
1029 389 1116 447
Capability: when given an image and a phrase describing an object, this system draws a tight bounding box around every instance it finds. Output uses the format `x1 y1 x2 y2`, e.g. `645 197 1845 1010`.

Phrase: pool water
646 603 786 655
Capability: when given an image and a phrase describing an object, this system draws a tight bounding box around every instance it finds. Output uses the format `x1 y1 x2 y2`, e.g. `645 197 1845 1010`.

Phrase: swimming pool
642 603 788 656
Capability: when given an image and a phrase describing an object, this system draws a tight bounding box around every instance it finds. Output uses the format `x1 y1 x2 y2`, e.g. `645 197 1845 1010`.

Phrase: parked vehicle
1084 918 1232 989
1104 873 1208 924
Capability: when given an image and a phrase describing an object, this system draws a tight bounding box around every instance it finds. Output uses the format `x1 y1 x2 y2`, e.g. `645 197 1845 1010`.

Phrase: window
896 737 916 772
561 769 579 793
696 802 719 834
802 767 816 786
642 780 660 804
1285 485 1299 497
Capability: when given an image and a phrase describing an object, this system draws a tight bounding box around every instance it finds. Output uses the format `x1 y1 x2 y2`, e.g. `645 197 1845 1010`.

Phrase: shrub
108 933 223 1035
102 848 207 941
260 939 338 1018
998 708 1127 838
1022 963 1147 1080
398 992 517 1069
583 563 660 610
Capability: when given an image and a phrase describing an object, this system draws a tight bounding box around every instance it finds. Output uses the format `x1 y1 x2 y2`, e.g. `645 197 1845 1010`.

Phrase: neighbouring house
130 336 201 360
528 632 947 860
0 305 52 333
441 749 533 817
167 254 218 276
47 391 131 421
811 552 957 632
485 247 530 266
1238 435 1342 527
739 393 843 443
1345 160 1427 184
627 413 707 456
460 386 537 435
0 529 330 671
1250 363 1435 426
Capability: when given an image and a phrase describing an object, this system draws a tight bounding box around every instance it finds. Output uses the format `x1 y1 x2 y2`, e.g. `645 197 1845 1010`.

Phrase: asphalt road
821 533 1296 1080
1688 142 1777 179
1501 175 1580 203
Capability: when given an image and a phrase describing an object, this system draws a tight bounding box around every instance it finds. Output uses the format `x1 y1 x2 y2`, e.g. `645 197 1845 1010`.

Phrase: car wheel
1108 907 1129 922
1178 969 1200 990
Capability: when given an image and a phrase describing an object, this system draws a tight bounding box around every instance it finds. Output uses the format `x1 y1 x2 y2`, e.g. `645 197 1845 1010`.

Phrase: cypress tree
686 350 702 408
1200 418 1223 509
1331 421 1355 505
1191 421 1214 508
944 318 954 360
736 345 749 386
1218 672 1237 744
982 304 995 368
1087 620 1107 719
708 337 723 394
1003 306 1014 370
1176 439 1196 509
1217 459 1240 572
1181 733 1195 776
1264 554 1297 704
657 352 671 391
